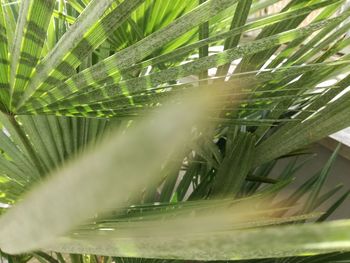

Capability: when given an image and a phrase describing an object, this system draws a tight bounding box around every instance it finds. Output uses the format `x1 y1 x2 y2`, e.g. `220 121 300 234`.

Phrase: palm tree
1 0 350 262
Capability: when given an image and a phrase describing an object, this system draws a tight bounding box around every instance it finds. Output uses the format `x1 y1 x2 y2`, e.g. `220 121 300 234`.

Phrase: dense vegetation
1 0 350 262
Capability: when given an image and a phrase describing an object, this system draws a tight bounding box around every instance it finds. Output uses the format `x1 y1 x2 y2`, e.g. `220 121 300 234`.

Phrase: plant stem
69 254 82 263
7 114 46 176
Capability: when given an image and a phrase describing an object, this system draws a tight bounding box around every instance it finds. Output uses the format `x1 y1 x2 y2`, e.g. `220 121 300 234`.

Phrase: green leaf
317 190 350 222
22 19 347 116
17 0 240 112
0 3 9 108
41 217 350 260
16 0 146 109
302 144 341 213
0 88 216 254
211 132 255 197
10 0 55 106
